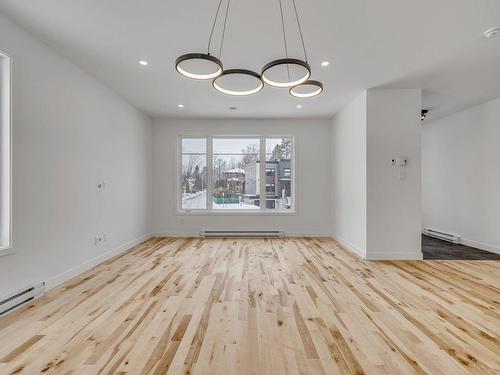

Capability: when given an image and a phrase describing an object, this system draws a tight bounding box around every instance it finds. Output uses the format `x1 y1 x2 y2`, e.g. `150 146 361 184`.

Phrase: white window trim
177 135 296 215
0 50 12 256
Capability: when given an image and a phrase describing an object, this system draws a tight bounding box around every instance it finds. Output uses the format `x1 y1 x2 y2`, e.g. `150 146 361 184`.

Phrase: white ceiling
0 0 499 120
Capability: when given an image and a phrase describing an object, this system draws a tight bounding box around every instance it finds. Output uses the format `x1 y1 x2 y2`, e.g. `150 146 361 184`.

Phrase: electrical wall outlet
94 233 107 245
391 157 408 166
94 235 104 245
397 157 408 167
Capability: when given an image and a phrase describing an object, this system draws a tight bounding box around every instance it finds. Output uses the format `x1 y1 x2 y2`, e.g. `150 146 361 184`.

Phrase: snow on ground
182 191 259 210
213 202 259 210
182 191 206 209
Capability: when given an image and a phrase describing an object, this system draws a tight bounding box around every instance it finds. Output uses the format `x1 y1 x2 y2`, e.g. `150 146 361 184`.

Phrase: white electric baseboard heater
0 282 45 316
423 228 461 244
200 231 284 238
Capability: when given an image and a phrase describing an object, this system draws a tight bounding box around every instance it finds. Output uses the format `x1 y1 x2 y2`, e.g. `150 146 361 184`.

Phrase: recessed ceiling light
138 60 149 66
321 61 330 67
484 27 500 39
178 104 184 108
296 105 303 109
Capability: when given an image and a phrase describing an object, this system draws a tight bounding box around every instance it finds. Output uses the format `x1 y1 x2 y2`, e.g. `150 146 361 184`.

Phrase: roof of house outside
224 168 245 174
245 160 282 167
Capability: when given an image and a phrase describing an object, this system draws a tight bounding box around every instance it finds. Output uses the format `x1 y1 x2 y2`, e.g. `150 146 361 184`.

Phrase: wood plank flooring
0 237 499 374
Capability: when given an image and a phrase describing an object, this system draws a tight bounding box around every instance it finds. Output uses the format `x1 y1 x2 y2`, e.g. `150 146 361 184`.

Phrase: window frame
0 50 12 256
177 135 295 215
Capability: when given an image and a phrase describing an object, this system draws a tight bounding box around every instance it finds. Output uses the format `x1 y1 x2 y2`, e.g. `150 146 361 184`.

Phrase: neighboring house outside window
244 159 291 209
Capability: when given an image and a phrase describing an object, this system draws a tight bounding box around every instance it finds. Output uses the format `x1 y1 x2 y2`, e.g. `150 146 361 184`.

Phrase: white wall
366 89 422 259
0 13 153 298
152 118 332 236
423 96 500 254
331 92 367 255
331 89 422 260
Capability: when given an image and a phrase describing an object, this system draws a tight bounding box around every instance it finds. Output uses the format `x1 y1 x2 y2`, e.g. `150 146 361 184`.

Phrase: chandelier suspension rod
278 0 291 80
292 0 308 62
278 0 289 58
219 0 232 59
207 0 224 55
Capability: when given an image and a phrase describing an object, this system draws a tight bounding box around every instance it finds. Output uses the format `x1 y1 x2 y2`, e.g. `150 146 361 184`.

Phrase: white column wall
332 89 422 260
366 89 422 259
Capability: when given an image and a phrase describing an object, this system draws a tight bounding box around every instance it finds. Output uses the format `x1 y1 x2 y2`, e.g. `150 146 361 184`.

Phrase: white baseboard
152 231 333 238
152 232 200 237
365 251 423 260
461 238 500 255
331 233 423 260
330 233 367 259
285 232 333 238
44 233 153 291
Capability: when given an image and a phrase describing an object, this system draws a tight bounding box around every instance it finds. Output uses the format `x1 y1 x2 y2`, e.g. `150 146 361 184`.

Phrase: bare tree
192 165 203 191
213 157 227 188
228 157 238 170
239 144 259 167
182 155 201 193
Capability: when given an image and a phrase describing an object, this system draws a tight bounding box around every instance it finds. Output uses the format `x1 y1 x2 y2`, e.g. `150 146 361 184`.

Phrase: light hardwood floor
0 237 499 374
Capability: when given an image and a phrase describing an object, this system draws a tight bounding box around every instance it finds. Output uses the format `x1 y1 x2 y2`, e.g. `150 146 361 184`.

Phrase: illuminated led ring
212 69 264 96
261 58 311 88
175 53 223 80
290 80 324 98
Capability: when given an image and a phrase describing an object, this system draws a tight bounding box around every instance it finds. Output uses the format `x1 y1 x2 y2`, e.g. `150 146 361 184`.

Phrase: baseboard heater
423 228 461 244
0 282 45 316
201 230 285 238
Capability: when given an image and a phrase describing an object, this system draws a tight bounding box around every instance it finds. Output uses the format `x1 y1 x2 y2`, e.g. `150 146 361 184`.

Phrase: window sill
0 246 15 257
176 210 296 216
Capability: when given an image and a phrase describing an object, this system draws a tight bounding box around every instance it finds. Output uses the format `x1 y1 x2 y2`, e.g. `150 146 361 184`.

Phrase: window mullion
207 136 213 211
178 137 182 212
260 137 266 211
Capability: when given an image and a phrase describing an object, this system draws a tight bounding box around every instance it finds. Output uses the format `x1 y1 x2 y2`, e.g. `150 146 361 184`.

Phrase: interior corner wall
422 96 500 254
151 118 332 236
331 92 367 257
366 89 422 259
0 13 153 299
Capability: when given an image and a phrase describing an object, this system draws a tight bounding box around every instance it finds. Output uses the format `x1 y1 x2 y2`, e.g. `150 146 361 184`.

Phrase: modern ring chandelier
175 0 323 97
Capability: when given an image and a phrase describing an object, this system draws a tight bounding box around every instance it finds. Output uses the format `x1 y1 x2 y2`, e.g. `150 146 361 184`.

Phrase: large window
179 136 294 212
0 51 11 253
